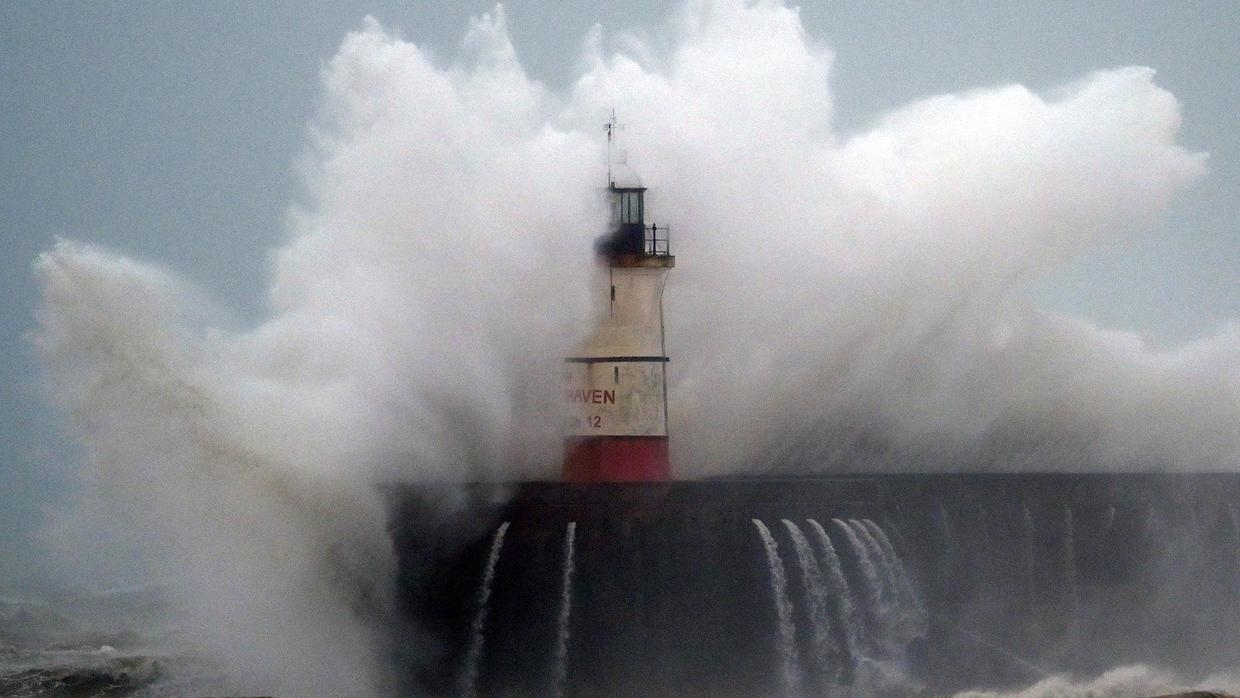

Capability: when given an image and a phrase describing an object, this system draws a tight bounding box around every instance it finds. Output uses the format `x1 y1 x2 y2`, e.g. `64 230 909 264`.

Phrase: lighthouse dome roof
609 162 644 189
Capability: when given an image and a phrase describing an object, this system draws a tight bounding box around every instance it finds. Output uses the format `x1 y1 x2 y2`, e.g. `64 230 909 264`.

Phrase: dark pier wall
386 474 1240 696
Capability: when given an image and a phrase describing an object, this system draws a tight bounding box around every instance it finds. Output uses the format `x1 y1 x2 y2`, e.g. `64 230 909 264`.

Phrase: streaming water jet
850 520 898 616
753 519 801 695
862 518 926 633
833 518 884 645
552 521 576 697
781 519 837 680
461 521 510 697
807 518 861 663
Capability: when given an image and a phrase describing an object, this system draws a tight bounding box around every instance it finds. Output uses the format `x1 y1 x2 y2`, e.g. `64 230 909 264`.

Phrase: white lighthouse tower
563 122 674 482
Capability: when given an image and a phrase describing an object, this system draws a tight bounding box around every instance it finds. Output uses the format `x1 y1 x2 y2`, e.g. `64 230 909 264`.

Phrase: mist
953 665 1240 698
30 0 1236 694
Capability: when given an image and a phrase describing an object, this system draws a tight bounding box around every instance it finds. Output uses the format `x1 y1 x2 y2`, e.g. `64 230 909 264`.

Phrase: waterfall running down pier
845 517 926 671
851 520 897 611
781 519 837 679
461 521 510 697
552 521 576 697
833 518 883 645
807 518 861 661
753 518 801 695
862 519 925 632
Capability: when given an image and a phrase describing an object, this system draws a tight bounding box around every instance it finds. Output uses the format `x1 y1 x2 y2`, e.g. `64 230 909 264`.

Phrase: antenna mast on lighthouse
606 109 615 187
563 116 675 482
604 108 624 188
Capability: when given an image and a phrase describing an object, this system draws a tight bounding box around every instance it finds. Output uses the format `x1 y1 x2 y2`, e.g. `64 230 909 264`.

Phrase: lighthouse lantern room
563 122 674 482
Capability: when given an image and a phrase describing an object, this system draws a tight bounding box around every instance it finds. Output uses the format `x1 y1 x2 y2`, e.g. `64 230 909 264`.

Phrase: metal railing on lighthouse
644 223 671 257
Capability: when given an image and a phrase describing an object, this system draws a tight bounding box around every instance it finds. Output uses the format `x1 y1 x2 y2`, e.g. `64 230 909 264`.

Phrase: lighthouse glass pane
621 192 641 223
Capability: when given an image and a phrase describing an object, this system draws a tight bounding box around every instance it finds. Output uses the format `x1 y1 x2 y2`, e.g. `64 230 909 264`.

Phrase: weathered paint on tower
563 157 674 482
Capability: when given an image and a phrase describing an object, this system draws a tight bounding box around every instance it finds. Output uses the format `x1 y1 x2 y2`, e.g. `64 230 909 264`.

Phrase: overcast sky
2 1 1237 588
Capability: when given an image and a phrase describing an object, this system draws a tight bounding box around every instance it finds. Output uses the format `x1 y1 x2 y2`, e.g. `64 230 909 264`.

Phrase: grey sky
2 1 1237 588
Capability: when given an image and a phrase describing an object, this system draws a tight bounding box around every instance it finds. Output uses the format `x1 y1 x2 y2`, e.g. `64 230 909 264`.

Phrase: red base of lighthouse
562 436 670 482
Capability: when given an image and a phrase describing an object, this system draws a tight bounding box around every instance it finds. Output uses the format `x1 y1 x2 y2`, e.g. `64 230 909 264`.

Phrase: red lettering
603 390 615 404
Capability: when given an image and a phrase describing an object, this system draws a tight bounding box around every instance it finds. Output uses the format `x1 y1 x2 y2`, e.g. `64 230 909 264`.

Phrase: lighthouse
562 126 674 482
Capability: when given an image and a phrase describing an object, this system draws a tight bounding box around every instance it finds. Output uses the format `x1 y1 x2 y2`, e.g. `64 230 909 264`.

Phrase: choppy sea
5 582 1239 697
0 588 220 697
